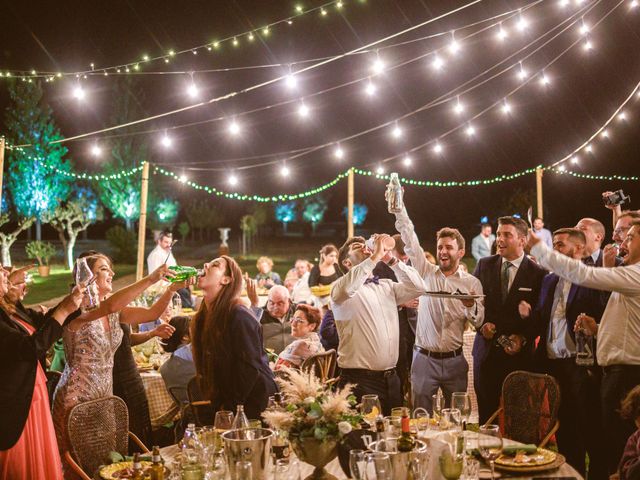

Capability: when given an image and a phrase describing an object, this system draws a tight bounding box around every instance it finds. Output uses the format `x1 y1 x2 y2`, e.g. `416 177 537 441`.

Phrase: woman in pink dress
0 266 83 480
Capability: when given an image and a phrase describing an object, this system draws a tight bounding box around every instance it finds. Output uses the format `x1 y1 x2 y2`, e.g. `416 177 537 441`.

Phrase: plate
99 461 170 479
424 292 485 300
494 449 564 474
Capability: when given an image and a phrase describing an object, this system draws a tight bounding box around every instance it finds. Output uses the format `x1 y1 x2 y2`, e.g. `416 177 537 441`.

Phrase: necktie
365 276 380 285
501 261 512 301
583 256 595 266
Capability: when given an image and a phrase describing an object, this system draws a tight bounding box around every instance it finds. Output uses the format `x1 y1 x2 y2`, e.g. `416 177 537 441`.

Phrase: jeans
338 368 403 416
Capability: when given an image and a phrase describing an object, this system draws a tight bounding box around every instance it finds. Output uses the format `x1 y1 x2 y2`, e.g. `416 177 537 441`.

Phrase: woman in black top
308 244 341 287
191 256 277 419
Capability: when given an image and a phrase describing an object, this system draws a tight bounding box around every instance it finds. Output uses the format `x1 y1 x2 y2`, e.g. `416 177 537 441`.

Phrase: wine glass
171 292 182 315
432 393 444 420
360 394 382 429
478 425 503 480
364 452 392 480
413 408 430 438
451 393 472 427
214 410 234 451
349 449 367 480
439 449 464 480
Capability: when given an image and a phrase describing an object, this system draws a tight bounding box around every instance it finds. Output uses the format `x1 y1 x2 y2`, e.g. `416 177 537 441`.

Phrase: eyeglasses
291 317 308 325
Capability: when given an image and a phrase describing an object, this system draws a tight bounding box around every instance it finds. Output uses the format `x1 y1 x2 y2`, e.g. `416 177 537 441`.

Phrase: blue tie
365 276 380 285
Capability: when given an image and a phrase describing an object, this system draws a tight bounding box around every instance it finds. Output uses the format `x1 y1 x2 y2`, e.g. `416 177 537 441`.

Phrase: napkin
501 444 537 455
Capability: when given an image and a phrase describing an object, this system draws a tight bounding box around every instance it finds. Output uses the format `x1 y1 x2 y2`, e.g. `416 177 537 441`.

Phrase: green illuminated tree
4 80 73 239
302 196 328 234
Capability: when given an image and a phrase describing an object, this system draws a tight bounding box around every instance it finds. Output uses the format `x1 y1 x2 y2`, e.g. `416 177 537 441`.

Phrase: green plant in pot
25 241 57 277
262 368 362 480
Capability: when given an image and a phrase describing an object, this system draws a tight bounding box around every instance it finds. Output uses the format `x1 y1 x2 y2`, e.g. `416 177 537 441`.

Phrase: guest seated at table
249 284 296 354
192 256 278 419
160 316 195 402
619 385 640 480
287 259 313 304
275 305 324 370
254 256 282 290
0 266 83 480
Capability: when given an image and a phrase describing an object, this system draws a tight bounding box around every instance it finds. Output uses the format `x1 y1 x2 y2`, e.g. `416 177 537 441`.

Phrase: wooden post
0 137 5 214
136 161 150 281
536 166 544 220
347 168 354 238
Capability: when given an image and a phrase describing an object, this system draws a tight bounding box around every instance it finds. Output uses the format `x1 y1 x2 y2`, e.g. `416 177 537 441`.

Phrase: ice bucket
222 428 273 480
368 438 429 480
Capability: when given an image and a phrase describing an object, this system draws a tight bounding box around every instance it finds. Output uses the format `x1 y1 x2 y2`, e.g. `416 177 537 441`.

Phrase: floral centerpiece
262 368 362 480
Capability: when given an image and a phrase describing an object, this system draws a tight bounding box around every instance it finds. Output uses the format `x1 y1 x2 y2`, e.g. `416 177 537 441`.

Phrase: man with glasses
252 285 296 354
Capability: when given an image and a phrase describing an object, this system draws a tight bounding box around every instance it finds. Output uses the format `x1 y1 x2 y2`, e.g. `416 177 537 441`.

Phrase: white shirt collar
502 253 525 269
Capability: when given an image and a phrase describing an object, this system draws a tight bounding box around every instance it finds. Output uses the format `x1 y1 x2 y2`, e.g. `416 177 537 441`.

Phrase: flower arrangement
262 367 362 442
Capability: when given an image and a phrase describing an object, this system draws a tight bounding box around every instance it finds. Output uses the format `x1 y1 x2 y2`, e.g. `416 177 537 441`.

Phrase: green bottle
168 265 204 283
397 413 416 452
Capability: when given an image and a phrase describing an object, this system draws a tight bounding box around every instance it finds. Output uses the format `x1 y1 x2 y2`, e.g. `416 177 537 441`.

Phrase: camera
603 189 630 207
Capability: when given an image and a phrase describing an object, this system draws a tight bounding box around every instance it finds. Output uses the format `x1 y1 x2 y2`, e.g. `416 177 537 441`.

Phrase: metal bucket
368 438 429 480
222 428 273 480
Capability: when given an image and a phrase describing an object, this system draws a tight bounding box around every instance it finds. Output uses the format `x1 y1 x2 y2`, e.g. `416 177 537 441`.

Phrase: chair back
301 349 337 383
67 396 129 476
499 370 561 445
187 376 214 426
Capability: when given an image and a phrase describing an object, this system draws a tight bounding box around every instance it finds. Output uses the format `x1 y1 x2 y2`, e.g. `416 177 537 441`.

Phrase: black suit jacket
0 306 63 450
472 254 547 365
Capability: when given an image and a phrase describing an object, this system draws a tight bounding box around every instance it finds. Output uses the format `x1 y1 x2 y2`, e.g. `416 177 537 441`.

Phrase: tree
302 196 328 234
275 202 297 234
151 198 180 230
0 214 35 266
46 198 105 270
342 203 368 226
4 80 73 239
185 199 224 241
98 78 148 230
501 188 537 218
240 214 257 255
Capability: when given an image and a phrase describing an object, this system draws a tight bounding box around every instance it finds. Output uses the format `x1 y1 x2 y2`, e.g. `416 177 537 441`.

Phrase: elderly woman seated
275 304 324 370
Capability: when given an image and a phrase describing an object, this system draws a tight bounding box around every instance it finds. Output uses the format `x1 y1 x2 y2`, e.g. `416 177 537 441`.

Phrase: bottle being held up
397 412 416 452
149 445 164 480
131 453 144 480
575 328 595 366
168 265 204 283
386 172 404 213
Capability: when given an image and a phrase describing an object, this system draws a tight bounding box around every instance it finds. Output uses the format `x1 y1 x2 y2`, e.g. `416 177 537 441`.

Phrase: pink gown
0 318 63 480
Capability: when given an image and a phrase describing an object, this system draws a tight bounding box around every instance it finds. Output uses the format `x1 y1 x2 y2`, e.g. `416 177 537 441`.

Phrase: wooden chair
64 396 149 480
187 376 214 426
301 349 337 383
483 370 561 447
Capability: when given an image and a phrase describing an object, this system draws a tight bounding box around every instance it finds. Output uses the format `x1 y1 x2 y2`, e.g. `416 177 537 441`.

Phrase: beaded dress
52 312 123 466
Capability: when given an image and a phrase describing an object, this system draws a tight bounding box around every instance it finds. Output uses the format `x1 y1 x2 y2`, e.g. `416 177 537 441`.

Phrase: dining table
140 369 180 429
158 430 584 479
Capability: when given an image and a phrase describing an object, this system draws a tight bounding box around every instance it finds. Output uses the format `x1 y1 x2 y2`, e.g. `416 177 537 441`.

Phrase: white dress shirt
531 242 640 366
330 257 426 371
395 208 484 352
546 278 577 359
502 254 525 291
291 271 313 304
147 245 176 274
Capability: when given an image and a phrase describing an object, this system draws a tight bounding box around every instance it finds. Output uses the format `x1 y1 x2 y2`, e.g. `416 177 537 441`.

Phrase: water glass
214 410 234 450
439 450 464 480
390 406 409 418
383 415 401 438
364 452 392 480
361 394 382 428
414 409 430 437
478 425 503 480
451 392 472 425
462 457 480 480
274 458 301 480
432 393 444 419
234 460 252 480
349 449 367 480
172 292 183 315
440 408 461 430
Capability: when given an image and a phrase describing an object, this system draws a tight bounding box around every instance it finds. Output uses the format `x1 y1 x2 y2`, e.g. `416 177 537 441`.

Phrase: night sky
1 0 639 249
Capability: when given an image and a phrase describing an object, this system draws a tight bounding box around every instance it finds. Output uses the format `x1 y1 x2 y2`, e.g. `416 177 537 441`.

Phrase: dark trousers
544 358 606 479
338 368 403 416
177 287 194 309
601 365 640 474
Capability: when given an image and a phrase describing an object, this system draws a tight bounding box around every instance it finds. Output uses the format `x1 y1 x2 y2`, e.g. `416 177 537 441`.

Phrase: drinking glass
478 425 503 480
462 457 480 480
364 452 392 480
383 415 401 438
349 449 367 480
390 406 409 418
234 460 252 480
432 393 444 420
414 408 429 437
439 450 464 480
172 292 182 315
274 458 301 480
451 393 472 426
361 394 382 429
441 408 461 431
214 411 234 451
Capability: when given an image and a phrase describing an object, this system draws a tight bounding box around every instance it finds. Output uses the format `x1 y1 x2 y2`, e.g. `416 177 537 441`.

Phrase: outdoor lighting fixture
559 0 570 7
466 124 476 136
228 174 239 186
501 100 512 114
431 55 445 70
403 155 412 166
90 145 101 157
392 124 403 138
228 120 241 135
559 165 566 172
433 142 443 154
298 102 310 117
334 146 344 159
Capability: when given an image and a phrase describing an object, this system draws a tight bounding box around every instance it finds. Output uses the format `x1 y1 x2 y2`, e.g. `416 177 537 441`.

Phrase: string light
285 73 298 90
376 165 385 175
453 96 465 115
539 71 551 85
617 111 627 121
431 55 445 71
465 124 476 136
517 62 528 80
433 142 443 154
228 119 241 136
571 155 579 164
583 37 594 50
364 79 377 96
371 54 386 75
334 145 345 159
516 11 529 31
90 145 102 157
497 22 508 41
501 99 512 114
187 82 199 99
228 174 239 186
403 155 412 166
579 18 590 35
601 129 610 138
161 133 172 148
631 0 639 8
297 102 310 118
72 84 85 100
585 144 593 153
391 124 403 139
179 174 188 183
448 32 461 54
280 165 291 177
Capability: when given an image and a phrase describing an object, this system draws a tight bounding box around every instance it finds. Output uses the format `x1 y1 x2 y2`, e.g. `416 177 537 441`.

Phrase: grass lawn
26 264 137 305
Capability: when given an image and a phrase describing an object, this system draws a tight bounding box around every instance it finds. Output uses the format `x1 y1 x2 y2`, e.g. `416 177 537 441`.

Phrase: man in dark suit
519 228 608 478
472 216 547 423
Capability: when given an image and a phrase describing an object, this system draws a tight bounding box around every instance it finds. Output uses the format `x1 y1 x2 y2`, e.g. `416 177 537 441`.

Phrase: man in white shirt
394 206 484 413
471 223 495 261
331 234 427 415
147 231 193 308
290 259 313 304
533 217 553 248
528 219 640 474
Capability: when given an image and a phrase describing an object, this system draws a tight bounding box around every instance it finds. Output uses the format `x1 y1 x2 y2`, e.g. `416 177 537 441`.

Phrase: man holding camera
603 190 640 260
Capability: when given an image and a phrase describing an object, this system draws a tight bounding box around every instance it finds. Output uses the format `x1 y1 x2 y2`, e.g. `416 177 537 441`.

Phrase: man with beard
393 205 484 412
472 216 547 423
331 234 426 415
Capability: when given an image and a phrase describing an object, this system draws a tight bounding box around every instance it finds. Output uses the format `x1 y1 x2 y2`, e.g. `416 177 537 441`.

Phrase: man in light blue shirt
533 218 553 248
471 224 495 261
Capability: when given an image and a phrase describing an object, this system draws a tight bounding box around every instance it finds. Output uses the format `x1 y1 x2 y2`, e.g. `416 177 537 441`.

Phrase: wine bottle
168 265 204 283
131 453 144 480
397 413 416 452
149 446 164 480
375 415 386 442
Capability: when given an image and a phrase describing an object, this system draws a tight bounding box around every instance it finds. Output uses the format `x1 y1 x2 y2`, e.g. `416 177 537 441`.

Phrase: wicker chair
301 349 337 383
187 376 214 426
484 370 561 447
45 370 62 406
64 396 149 480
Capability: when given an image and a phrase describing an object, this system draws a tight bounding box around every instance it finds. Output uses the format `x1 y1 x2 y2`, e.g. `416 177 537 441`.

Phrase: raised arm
394 206 435 278
390 261 427 305
330 258 375 304
119 279 188 325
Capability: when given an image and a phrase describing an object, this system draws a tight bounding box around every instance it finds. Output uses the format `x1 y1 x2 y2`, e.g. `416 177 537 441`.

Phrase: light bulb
229 174 238 186
403 155 412 166
431 55 445 70
364 80 376 96
73 85 85 100
392 125 403 138
601 129 609 138
448 38 461 54
497 24 508 41
618 111 627 121
585 144 593 153
516 15 528 31
501 100 512 114
540 73 551 85
179 175 188 183
559 0 570 7
187 83 199 98
579 21 589 35
228 120 241 135
248 33 255 41
371 58 385 75
376 166 385 175
161 135 172 148
280 166 290 177
91 145 101 157
334 146 344 159
433 143 443 154
285 74 297 89
517 64 528 80
559 165 566 172
298 103 310 117
631 0 639 8
583 39 593 50
320 8 328 16
453 99 465 114
571 156 579 164
295 4 303 13
466 124 476 136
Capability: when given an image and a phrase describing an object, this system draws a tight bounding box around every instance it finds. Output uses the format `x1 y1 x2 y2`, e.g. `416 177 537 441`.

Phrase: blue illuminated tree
342 203 368 226
302 196 328 234
149 198 179 231
4 80 73 239
275 202 297 233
